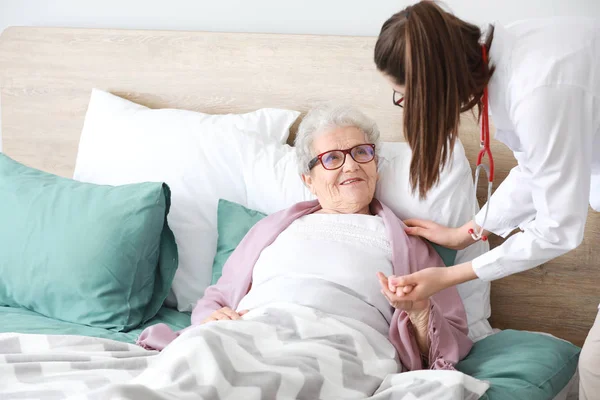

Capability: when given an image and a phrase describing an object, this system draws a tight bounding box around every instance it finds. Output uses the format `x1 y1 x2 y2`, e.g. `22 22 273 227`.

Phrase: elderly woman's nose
343 154 360 171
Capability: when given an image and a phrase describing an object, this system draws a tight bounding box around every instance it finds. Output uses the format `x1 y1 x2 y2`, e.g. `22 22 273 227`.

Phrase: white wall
0 0 598 37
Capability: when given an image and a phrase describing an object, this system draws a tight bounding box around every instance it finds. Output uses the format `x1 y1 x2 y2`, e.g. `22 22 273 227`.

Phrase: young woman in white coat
373 2 599 398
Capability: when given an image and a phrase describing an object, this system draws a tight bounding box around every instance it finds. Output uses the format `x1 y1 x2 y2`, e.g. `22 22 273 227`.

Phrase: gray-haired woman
137 104 472 397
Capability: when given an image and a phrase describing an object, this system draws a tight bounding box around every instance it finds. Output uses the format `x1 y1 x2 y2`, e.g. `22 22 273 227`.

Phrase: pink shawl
137 199 473 371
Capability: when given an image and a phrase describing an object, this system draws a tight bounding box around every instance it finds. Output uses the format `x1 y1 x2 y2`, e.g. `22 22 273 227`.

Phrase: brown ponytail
374 1 494 199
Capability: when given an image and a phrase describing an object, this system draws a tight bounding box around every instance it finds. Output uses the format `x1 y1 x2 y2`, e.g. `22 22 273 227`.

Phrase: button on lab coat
472 18 600 281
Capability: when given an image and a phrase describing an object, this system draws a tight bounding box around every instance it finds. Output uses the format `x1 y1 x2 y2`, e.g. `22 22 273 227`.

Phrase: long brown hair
374 1 494 199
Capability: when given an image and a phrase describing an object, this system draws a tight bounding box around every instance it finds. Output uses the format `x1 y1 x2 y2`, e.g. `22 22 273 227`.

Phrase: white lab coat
472 18 600 282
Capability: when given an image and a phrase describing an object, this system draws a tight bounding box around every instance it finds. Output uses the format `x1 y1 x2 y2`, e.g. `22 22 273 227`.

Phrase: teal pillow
0 154 178 331
212 199 268 285
429 242 457 266
211 199 456 284
457 329 580 400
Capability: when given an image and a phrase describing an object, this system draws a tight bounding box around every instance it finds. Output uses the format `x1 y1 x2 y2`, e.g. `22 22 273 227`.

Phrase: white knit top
237 213 395 334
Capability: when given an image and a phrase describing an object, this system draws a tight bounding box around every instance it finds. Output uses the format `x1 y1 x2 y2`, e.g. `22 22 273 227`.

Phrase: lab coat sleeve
472 86 594 281
475 164 536 238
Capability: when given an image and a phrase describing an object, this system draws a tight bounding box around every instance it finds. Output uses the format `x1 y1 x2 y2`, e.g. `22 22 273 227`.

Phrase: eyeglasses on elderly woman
307 143 376 171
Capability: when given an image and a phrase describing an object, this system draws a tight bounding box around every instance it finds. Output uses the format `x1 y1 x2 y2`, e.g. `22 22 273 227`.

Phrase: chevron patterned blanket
0 303 488 399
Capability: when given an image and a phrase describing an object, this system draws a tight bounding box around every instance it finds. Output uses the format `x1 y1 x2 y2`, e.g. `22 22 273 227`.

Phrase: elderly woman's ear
301 173 316 195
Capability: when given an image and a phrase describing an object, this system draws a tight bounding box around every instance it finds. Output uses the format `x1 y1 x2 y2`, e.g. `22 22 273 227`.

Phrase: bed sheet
0 305 190 343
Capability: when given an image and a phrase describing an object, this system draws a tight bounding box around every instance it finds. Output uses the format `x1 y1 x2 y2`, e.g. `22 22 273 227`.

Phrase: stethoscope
468 45 494 242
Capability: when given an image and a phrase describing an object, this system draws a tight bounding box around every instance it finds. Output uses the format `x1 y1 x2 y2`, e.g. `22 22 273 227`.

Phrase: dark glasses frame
308 143 376 171
393 90 404 108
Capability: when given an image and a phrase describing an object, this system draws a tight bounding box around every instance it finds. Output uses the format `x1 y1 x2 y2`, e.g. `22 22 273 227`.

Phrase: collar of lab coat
487 23 516 132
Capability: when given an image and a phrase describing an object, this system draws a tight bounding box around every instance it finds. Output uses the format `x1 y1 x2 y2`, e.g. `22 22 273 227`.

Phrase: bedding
0 303 489 400
456 330 580 400
0 154 178 331
554 372 579 400
0 309 579 399
73 89 301 313
72 89 491 333
0 305 190 344
0 192 577 399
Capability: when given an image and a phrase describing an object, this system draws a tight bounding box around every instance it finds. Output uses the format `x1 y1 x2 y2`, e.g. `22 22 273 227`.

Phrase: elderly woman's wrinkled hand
202 307 249 324
376 272 430 315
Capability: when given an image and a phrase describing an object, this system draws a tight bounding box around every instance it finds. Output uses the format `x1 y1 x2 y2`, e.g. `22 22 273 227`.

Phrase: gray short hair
294 103 381 175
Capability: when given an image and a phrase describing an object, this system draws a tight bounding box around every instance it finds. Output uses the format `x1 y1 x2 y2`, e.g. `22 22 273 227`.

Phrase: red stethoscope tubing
468 45 494 242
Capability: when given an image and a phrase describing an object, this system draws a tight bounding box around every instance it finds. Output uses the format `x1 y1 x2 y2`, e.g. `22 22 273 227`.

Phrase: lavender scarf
138 199 473 371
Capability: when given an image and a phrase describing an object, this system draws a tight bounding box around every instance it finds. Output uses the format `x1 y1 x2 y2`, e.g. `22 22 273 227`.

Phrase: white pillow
73 89 300 312
240 138 492 340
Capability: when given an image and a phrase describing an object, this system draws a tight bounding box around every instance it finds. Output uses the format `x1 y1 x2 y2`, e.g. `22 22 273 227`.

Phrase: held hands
378 272 432 354
201 307 249 324
377 272 430 315
384 267 452 303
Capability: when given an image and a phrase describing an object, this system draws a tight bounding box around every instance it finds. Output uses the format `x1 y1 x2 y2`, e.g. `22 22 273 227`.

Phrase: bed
0 26 597 400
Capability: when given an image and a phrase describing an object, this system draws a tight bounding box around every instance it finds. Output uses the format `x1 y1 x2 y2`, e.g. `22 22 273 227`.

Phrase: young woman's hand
403 219 473 250
388 263 479 302
386 268 452 303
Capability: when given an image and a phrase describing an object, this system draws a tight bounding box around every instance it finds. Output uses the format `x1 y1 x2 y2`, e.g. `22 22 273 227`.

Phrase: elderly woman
136 104 472 396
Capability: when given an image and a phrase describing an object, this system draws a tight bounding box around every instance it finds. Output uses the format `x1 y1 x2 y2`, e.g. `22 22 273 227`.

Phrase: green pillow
212 200 268 285
211 199 456 285
457 329 580 400
0 154 178 331
429 242 457 266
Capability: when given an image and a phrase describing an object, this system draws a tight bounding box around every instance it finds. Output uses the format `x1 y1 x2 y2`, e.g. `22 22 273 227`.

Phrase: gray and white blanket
0 303 489 399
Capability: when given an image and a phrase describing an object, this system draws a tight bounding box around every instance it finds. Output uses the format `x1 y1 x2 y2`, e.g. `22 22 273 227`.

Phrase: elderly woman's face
302 126 378 215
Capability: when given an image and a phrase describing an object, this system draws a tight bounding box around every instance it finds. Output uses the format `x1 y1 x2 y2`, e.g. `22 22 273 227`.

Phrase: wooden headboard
1 26 597 346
